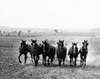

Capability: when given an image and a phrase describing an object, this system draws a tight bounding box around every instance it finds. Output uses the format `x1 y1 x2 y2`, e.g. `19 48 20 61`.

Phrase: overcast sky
0 0 100 30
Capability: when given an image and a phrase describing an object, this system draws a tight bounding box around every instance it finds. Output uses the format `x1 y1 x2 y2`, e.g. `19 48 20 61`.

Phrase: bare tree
18 31 21 36
54 29 59 33
0 30 2 36
7 32 10 37
28 30 31 33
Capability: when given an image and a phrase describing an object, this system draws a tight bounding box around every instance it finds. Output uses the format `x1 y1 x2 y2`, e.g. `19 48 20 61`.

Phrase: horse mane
20 42 27 48
68 46 78 54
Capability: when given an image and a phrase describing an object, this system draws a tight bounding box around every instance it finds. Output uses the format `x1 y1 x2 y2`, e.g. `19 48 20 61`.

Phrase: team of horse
18 39 89 67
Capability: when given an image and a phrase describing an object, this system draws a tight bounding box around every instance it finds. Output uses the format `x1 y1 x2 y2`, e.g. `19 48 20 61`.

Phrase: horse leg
58 58 61 66
85 54 87 66
70 56 71 66
30 53 33 63
33 55 35 63
70 56 72 66
84 55 87 66
63 58 65 65
75 57 77 66
36 55 39 66
42 54 44 65
43 56 46 66
51 55 54 64
85 59 86 66
33 55 37 67
80 55 82 66
51 58 53 64
18 53 22 63
51 57 53 64
82 56 85 66
24 54 27 64
37 55 39 62
43 57 45 66
44 57 46 66
47 57 50 65
35 56 39 67
82 56 84 66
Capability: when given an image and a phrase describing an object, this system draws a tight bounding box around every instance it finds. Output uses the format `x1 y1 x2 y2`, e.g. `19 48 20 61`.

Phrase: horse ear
59 40 60 42
35 40 37 42
21 39 23 41
86 40 88 42
76 43 77 45
45 40 47 43
42 41 44 43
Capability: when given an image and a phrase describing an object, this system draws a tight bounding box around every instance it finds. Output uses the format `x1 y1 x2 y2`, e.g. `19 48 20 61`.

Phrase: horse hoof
44 65 46 66
19 61 22 63
24 63 27 66
35 65 37 67
43 63 46 66
31 60 33 63
48 63 50 65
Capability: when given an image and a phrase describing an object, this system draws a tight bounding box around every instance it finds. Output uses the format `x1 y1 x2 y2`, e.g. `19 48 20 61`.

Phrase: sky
0 0 100 30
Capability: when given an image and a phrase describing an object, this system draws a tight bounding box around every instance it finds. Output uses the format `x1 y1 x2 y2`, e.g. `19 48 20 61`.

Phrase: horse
79 40 89 66
18 39 32 64
56 40 67 66
42 40 55 66
68 43 79 66
30 39 43 66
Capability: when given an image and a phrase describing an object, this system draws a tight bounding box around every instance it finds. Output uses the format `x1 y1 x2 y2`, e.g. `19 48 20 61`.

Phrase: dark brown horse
42 40 55 66
68 43 79 66
18 39 32 64
56 40 67 66
79 40 89 66
31 39 43 66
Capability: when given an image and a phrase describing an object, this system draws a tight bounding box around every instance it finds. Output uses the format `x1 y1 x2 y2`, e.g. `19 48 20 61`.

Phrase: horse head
31 39 37 46
84 40 89 46
72 43 77 46
82 40 88 50
21 39 26 43
59 40 64 47
42 40 49 53
57 41 60 50
72 42 78 54
21 39 26 48
57 40 64 51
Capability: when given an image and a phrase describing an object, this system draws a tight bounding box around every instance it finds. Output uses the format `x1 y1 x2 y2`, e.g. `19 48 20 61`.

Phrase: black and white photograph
0 0 100 79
